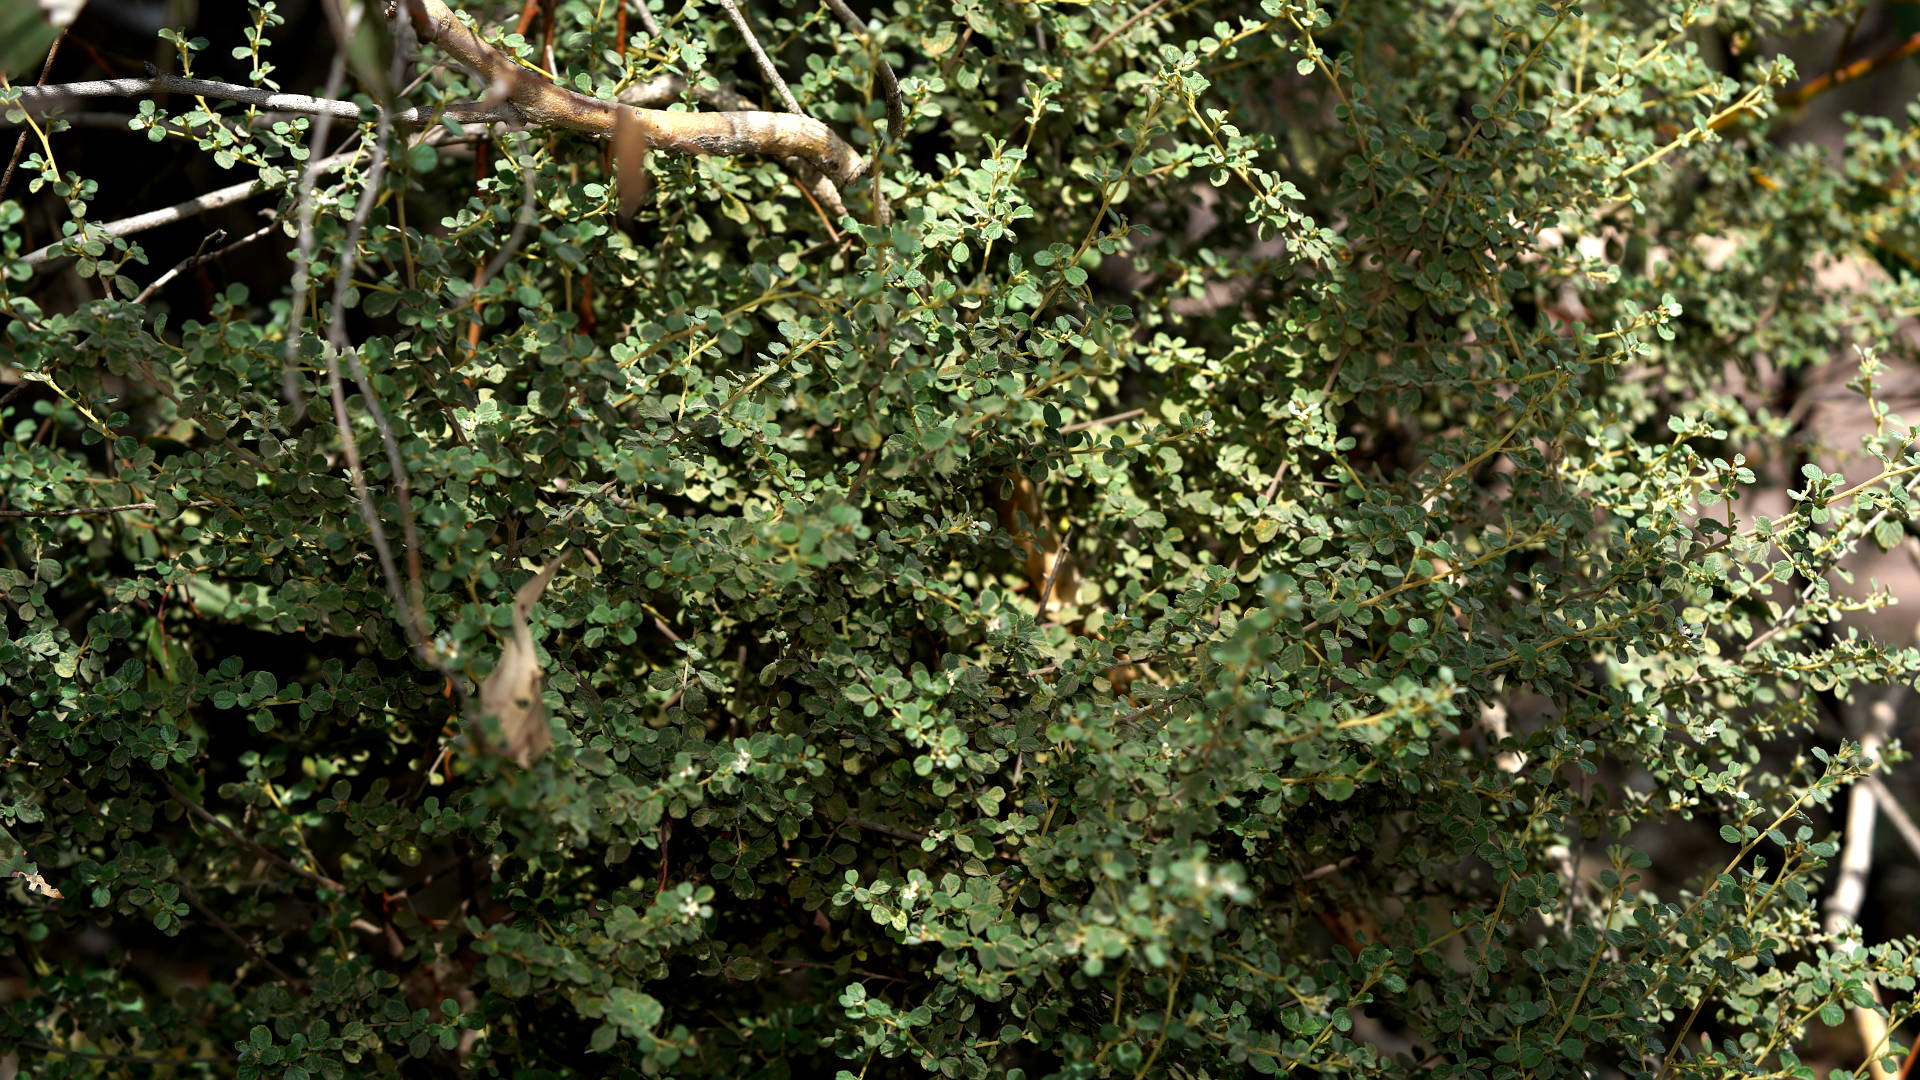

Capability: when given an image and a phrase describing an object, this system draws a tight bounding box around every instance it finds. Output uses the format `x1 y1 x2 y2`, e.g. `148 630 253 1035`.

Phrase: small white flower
680 894 703 919
901 880 923 906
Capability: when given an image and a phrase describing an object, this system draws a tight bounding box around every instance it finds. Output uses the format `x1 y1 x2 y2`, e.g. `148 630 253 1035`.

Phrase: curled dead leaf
614 107 653 221
476 556 567 766
9 866 61 899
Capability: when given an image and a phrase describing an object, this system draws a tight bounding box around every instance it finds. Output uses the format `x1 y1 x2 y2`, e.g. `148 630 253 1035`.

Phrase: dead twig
1300 856 1358 882
0 32 63 202
631 0 662 37
8 74 512 127
1711 30 1920 132
23 150 355 269
842 814 926 843
1823 696 1901 1080
178 880 302 985
1781 30 1920 109
281 52 352 408
1864 775 1920 866
317 105 460 708
134 221 278 304
0 500 213 518
164 781 347 893
715 0 804 115
821 0 904 143
1059 407 1145 434
1084 0 1168 56
776 957 907 983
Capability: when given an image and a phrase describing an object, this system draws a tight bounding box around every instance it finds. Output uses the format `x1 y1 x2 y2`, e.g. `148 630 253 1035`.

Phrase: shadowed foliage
2 0 1919 1076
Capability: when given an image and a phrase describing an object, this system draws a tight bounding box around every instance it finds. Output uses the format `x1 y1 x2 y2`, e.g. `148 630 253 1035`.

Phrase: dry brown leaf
9 867 61 899
477 556 567 766
614 108 652 221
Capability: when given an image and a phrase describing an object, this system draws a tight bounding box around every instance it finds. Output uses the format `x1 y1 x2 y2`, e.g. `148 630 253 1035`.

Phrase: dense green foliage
3 0 1919 1075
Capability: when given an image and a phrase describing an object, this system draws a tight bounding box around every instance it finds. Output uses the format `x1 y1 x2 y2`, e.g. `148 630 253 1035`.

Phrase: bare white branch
20 150 355 268
1824 694 1901 1080
6 75 518 129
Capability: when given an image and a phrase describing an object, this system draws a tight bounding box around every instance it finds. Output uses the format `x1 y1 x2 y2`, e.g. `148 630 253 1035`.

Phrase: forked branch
399 0 866 191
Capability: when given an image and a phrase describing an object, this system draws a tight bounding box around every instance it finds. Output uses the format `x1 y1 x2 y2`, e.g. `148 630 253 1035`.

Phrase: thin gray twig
319 103 453 702
0 500 215 519
133 220 278 303
470 135 540 298
18 77 515 271
0 33 63 201
821 0 903 142
714 0 805 115
1084 0 1169 55
164 781 346 893
20 152 352 269
178 880 302 985
632 0 663 37
1059 408 1145 434
280 52 350 410
1865 775 1920 864
1823 696 1900 1080
842 815 926 843
8 76 517 129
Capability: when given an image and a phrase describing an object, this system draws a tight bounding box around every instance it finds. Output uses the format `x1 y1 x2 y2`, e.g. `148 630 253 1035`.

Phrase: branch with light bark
6 0 872 242
399 0 866 197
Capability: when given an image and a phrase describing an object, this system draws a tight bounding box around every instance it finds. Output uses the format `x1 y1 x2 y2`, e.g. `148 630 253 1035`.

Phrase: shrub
2 0 1918 1076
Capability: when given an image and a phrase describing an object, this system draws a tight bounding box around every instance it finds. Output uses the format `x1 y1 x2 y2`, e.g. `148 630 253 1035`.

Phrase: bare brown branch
308 99 466 712
619 74 847 219
178 881 302 985
404 0 865 189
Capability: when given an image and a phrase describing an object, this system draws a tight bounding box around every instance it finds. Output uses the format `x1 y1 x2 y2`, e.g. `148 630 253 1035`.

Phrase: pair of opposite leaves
475 556 565 767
